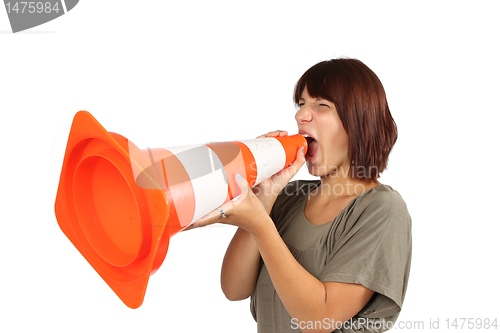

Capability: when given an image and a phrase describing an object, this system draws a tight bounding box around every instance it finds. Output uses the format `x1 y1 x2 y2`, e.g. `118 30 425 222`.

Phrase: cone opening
73 154 144 268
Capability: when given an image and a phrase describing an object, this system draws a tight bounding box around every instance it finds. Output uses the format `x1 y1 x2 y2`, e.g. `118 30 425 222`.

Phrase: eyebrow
299 96 328 102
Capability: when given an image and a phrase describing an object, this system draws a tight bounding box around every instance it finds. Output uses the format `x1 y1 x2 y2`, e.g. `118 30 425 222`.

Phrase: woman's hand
253 130 306 212
186 130 305 232
190 173 271 234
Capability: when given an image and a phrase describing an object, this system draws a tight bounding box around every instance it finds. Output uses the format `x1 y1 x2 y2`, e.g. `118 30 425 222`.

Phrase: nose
295 105 312 124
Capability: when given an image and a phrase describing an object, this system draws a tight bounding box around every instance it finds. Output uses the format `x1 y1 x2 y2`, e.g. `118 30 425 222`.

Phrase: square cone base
54 111 170 308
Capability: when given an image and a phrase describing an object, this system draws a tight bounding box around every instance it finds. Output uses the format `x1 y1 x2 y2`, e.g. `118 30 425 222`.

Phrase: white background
1 1 499 332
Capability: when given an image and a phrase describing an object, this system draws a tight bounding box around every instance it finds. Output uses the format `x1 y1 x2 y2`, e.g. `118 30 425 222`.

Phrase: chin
306 162 323 177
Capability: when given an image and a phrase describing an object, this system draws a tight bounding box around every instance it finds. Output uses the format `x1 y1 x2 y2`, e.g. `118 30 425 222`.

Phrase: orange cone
54 111 307 308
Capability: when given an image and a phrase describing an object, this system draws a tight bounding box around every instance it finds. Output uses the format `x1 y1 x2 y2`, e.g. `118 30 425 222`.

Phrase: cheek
327 127 349 150
324 131 349 163
318 113 349 156
339 132 349 152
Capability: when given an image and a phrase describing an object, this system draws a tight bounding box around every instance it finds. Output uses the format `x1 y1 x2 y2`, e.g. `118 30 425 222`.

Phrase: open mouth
304 135 315 146
302 134 317 159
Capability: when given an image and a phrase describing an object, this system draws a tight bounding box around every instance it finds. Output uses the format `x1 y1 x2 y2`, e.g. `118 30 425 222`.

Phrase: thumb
233 173 250 204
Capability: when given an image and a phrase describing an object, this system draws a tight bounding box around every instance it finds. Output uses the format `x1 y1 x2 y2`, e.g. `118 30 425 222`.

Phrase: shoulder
358 184 409 216
351 184 411 233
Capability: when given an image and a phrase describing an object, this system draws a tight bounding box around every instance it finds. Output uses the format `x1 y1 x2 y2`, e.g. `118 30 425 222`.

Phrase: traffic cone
54 110 307 308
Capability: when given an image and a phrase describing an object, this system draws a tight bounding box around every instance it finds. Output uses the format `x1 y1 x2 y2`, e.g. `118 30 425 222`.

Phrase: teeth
302 134 310 138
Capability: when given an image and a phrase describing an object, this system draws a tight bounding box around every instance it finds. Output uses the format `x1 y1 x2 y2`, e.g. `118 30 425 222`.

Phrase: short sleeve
320 186 412 315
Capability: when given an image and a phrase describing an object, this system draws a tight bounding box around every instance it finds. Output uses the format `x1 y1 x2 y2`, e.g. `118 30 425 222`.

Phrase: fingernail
236 173 243 180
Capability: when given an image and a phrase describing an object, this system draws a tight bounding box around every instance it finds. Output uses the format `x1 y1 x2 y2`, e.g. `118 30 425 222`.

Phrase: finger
189 209 221 229
295 146 306 165
281 146 306 169
182 223 196 231
234 173 250 201
277 130 289 137
217 173 251 214
258 130 289 138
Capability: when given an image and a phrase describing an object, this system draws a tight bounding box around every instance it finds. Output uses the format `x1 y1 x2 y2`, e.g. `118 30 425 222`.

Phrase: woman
193 58 412 332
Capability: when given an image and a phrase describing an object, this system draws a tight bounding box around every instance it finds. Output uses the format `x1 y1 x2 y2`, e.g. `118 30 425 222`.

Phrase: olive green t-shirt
250 180 412 332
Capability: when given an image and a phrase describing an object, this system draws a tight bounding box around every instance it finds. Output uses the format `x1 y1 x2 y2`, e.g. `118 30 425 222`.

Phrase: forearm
220 227 261 300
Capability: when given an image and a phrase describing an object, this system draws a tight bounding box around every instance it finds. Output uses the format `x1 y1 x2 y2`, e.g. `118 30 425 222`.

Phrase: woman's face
295 88 349 178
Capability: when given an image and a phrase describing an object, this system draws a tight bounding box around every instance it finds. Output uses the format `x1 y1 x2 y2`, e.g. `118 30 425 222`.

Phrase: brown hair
293 58 397 181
